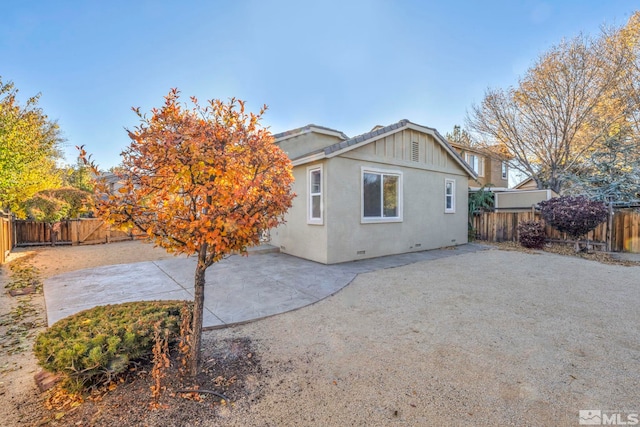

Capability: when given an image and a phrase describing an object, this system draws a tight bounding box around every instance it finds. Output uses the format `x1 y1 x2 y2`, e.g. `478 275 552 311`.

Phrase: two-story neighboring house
447 137 557 211
448 142 510 189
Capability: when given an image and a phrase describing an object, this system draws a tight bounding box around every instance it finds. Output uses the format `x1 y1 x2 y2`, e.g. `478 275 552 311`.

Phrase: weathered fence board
614 210 640 253
73 219 132 244
473 209 640 253
14 219 133 247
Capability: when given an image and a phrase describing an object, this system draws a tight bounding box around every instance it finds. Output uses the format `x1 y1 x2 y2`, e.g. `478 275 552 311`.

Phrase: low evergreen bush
34 300 192 392
518 220 546 249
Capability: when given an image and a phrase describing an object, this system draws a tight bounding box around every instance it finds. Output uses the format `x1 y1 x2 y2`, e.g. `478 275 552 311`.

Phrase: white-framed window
307 165 323 224
445 179 455 213
501 161 508 180
361 167 403 223
465 153 484 177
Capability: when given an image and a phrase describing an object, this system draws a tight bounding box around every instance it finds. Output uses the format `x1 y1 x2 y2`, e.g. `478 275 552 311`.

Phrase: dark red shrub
517 220 546 249
538 196 608 239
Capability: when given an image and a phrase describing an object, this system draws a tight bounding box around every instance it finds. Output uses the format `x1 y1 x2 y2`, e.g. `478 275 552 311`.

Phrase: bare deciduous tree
466 15 637 194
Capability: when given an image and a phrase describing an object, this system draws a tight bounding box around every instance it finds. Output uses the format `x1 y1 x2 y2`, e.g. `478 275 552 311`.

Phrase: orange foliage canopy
85 89 294 267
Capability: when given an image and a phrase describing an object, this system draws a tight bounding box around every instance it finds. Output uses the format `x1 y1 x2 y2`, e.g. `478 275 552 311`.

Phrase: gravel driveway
210 248 640 426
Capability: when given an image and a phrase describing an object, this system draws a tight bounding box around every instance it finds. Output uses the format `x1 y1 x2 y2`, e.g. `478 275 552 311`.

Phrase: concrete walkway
43 244 487 328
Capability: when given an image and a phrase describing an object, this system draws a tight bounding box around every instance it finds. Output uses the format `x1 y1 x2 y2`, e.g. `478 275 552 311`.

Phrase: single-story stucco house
269 119 477 264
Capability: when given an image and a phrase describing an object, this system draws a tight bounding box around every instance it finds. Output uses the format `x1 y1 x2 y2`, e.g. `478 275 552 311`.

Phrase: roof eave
291 152 326 167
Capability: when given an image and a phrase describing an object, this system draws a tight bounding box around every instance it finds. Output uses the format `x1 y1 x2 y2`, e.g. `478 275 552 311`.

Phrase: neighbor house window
362 167 402 222
308 165 323 224
445 179 455 213
465 153 484 177
502 162 508 180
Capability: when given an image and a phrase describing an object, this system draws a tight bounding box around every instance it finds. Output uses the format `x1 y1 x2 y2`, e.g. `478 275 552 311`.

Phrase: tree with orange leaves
81 89 294 375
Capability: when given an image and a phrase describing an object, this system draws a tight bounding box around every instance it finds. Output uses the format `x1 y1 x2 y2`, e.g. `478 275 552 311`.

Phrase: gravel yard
214 248 640 426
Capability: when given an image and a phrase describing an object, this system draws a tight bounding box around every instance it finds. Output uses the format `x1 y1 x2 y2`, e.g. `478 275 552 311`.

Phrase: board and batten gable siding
341 129 453 172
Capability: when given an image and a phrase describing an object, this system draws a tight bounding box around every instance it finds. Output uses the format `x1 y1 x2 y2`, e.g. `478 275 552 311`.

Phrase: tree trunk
189 253 207 377
548 176 562 195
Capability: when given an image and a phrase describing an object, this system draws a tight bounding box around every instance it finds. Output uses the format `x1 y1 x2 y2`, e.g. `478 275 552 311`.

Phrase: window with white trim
501 162 508 180
465 153 484 177
362 168 402 222
308 165 323 224
445 179 455 213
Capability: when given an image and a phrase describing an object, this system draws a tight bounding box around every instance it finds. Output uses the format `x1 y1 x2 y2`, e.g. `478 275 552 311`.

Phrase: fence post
606 202 613 252
12 215 17 248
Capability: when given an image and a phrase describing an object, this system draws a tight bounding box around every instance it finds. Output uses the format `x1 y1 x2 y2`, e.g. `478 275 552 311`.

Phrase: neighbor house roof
514 176 536 189
448 141 513 160
289 119 476 178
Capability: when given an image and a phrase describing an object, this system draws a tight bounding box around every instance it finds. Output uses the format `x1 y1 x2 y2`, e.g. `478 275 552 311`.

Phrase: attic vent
411 141 419 162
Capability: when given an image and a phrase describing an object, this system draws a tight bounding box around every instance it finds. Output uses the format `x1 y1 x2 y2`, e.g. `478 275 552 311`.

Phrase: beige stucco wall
276 132 343 160
274 128 470 264
324 150 468 264
494 190 555 211
270 161 329 264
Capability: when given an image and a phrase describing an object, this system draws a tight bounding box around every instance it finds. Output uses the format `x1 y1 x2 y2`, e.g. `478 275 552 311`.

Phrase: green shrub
518 220 546 249
34 300 192 392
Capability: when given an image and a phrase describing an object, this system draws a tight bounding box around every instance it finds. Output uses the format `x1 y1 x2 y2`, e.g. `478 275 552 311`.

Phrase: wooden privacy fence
14 218 135 247
473 209 640 253
0 211 12 264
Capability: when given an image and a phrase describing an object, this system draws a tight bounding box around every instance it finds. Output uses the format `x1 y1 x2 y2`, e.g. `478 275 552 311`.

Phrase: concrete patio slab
43 243 488 328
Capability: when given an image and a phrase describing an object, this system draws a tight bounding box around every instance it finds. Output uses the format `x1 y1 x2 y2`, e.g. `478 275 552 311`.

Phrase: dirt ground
26 240 174 279
0 241 175 426
1 240 639 426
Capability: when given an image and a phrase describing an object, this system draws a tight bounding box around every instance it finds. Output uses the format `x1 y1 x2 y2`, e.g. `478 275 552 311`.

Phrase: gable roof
448 141 483 154
289 119 476 178
448 141 513 161
513 176 535 189
273 124 349 142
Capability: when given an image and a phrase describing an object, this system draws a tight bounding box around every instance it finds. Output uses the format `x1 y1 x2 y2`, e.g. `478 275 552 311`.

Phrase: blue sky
1 1 637 169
